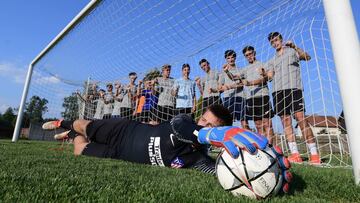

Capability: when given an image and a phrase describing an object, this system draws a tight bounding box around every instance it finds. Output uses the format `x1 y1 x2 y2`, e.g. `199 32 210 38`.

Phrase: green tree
24 96 48 127
61 93 79 120
1 107 17 127
143 68 161 81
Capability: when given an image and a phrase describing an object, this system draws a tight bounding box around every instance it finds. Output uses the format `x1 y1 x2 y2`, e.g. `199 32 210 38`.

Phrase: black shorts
223 96 247 121
246 96 274 121
134 110 151 123
82 118 136 158
201 96 221 111
119 107 133 120
102 114 112 119
153 105 174 122
272 89 305 116
175 108 193 118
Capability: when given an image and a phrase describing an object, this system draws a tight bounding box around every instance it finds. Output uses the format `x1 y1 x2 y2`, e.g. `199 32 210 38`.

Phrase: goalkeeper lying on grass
42 104 292 192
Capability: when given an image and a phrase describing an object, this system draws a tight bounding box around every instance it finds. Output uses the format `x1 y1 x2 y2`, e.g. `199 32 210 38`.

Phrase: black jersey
83 118 215 173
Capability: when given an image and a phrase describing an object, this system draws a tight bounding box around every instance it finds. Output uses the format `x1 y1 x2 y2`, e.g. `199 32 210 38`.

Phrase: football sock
307 143 318 155
60 120 75 130
288 142 299 154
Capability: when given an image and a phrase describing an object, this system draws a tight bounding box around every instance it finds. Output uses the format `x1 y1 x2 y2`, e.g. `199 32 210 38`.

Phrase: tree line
0 93 79 135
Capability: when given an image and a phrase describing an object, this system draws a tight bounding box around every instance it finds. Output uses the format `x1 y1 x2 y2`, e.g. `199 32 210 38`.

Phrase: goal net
19 0 351 167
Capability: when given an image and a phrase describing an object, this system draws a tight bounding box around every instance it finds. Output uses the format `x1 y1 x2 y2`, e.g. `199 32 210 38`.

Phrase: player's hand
285 40 296 49
125 85 131 91
257 67 266 76
191 106 196 113
209 88 216 93
195 77 201 85
271 145 292 193
197 127 268 158
222 64 230 71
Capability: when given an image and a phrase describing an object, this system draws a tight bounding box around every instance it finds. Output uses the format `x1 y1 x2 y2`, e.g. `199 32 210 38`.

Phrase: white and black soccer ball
216 146 283 199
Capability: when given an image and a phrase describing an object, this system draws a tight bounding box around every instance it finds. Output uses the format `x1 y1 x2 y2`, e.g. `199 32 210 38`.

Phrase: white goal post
323 0 360 184
11 0 100 142
11 0 360 184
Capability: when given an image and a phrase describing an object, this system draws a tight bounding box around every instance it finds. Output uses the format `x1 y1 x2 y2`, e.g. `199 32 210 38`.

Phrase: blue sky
0 0 359 114
0 0 89 113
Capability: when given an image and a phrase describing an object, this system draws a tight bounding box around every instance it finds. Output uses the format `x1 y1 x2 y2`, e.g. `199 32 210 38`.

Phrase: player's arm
195 77 203 96
171 82 179 97
285 40 311 61
223 69 242 82
75 91 86 102
114 82 122 98
244 68 268 86
192 87 196 113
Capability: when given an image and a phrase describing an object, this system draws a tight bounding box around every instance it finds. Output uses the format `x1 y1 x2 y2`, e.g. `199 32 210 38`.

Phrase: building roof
305 115 339 128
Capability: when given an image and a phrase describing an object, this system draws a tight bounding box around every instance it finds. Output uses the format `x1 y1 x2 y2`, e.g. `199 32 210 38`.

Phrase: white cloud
0 62 62 85
0 103 11 114
34 75 60 84
0 62 27 84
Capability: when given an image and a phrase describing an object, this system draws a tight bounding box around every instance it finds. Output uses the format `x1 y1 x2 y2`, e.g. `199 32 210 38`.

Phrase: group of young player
76 32 320 164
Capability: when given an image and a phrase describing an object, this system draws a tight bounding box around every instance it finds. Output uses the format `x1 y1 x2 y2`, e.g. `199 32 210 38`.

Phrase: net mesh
25 0 350 167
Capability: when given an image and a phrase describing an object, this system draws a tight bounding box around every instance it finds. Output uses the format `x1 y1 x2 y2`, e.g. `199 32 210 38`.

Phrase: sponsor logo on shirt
148 137 164 166
171 157 184 168
170 133 176 146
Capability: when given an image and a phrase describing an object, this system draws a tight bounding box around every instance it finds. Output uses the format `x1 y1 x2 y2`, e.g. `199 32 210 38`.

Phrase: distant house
297 115 342 137
21 128 29 139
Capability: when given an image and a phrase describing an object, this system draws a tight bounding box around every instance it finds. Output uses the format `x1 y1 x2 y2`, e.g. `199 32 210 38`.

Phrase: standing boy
266 32 320 164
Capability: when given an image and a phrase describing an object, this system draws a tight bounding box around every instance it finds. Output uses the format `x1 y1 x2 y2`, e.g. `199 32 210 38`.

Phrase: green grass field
1 139 360 202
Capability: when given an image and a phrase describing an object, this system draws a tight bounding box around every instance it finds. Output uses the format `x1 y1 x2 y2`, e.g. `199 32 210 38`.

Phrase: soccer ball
216 146 283 199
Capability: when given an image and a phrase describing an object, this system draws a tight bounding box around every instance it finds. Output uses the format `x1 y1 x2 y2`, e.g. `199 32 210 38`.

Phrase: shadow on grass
288 173 306 195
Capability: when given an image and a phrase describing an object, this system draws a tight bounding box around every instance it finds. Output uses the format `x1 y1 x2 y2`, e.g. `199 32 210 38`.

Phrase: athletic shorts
102 114 112 119
82 118 135 158
175 107 193 119
153 105 174 122
246 96 274 121
201 96 221 112
272 89 305 116
119 107 133 120
223 96 246 121
134 110 151 123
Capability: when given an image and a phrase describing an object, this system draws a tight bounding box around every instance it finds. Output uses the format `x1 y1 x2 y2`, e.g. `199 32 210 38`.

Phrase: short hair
224 49 236 58
182 63 190 70
198 58 209 65
106 83 113 87
206 104 233 126
129 72 137 77
162 64 171 70
242 46 255 54
268 32 283 41
99 89 105 93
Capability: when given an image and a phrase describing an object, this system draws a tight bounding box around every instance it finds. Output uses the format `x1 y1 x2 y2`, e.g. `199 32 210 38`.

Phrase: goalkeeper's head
197 104 233 127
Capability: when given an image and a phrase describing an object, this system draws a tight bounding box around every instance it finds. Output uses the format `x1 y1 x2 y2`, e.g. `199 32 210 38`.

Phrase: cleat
282 183 290 193
284 171 293 183
54 130 70 140
42 120 62 130
282 157 291 169
273 145 284 155
288 153 303 163
310 154 321 165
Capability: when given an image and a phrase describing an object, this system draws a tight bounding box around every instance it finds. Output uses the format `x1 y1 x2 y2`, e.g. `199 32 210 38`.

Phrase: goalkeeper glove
197 126 268 158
